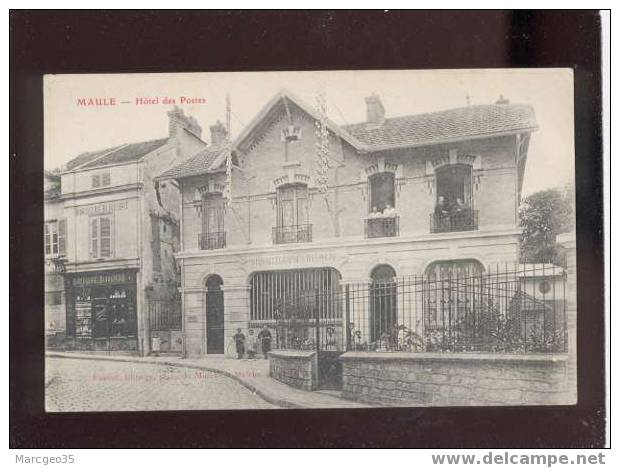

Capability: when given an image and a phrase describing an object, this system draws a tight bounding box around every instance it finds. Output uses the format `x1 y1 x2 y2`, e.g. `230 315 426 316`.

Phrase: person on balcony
435 196 449 217
368 206 381 218
382 204 397 217
451 198 470 229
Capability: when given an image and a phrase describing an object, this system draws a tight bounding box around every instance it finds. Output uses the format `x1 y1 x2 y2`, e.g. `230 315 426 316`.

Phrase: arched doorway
369 264 398 345
205 275 224 354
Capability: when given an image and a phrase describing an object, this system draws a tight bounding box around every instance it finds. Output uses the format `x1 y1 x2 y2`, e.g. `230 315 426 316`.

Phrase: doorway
205 275 224 354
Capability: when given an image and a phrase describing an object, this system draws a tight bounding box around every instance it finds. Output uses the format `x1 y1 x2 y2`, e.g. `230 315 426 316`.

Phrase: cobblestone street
45 357 276 412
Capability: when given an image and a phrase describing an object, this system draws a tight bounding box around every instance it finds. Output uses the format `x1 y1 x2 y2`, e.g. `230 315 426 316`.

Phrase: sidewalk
46 351 368 409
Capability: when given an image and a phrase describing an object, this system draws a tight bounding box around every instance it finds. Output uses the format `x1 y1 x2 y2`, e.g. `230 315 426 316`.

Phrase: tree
519 185 574 264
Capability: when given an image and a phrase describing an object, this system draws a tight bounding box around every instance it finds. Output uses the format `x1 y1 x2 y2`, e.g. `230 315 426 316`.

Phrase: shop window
90 216 112 258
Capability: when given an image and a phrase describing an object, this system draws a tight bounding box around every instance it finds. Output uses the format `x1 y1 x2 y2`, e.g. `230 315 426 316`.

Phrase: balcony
365 215 399 238
199 231 226 250
430 210 479 233
273 224 312 245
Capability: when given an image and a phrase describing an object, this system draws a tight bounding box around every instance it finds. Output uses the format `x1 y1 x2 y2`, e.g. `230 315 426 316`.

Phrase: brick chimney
210 120 228 147
365 93 385 125
495 94 510 105
167 106 203 139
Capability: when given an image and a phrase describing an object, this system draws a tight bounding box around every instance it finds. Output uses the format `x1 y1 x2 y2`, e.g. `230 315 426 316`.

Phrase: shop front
64 269 138 352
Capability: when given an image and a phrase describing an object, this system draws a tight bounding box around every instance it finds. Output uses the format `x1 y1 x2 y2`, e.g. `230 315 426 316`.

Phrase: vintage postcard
43 69 576 411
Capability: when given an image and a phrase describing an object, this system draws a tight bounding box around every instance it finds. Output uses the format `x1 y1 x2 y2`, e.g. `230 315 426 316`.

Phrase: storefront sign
76 200 128 216
69 270 136 287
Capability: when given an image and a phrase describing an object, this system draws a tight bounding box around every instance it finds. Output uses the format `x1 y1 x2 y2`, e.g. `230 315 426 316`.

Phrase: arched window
368 172 395 213
435 164 472 207
432 164 477 232
366 173 399 238
274 183 311 244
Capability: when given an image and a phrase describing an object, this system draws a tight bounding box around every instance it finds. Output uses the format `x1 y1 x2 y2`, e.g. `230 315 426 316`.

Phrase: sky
44 69 574 196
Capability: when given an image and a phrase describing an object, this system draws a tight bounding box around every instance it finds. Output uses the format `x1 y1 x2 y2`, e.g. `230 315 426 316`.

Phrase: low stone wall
268 350 318 391
340 352 574 406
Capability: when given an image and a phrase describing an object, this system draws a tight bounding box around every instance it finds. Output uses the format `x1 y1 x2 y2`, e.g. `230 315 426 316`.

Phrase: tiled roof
343 104 537 150
156 147 226 180
65 138 168 171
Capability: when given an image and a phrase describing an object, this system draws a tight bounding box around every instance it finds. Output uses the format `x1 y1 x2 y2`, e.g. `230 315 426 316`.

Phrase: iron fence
270 263 566 354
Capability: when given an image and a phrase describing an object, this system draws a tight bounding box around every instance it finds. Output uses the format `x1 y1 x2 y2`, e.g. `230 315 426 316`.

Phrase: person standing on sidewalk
233 328 246 360
257 325 272 359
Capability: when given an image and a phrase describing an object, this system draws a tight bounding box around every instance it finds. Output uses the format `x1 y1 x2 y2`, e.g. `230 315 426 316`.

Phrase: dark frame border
10 10 605 448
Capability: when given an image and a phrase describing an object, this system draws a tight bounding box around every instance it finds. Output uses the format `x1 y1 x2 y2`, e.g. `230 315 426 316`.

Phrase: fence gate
252 268 344 390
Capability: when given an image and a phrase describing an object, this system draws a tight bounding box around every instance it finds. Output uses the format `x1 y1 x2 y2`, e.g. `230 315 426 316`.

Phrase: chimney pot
365 93 385 125
496 95 510 105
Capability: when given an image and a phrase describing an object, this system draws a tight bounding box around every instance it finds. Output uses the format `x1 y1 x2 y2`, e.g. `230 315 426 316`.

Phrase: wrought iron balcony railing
365 215 399 238
199 231 226 250
430 209 479 233
272 224 312 245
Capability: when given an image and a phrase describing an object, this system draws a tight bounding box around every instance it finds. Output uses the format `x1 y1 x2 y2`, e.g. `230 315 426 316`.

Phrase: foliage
519 185 574 263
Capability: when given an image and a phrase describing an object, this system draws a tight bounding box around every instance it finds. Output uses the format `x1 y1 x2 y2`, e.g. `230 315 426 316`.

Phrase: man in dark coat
257 325 272 359
232 328 246 359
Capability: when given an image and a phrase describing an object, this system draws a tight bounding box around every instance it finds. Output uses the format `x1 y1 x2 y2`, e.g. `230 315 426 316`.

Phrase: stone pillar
556 232 577 403
182 288 205 358
221 284 251 358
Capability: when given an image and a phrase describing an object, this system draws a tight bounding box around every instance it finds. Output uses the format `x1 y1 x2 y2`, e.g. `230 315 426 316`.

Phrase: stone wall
340 352 573 406
269 350 318 391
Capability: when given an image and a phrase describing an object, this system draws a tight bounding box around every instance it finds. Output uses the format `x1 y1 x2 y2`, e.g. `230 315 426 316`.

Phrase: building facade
53 107 206 354
158 91 538 358
44 171 67 347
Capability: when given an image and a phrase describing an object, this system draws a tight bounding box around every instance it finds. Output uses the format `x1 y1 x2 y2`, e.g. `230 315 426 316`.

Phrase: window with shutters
199 194 226 249
44 221 59 256
90 216 113 258
273 184 311 244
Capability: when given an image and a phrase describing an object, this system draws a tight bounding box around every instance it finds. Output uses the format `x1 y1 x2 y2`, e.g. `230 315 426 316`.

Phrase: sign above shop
69 270 136 287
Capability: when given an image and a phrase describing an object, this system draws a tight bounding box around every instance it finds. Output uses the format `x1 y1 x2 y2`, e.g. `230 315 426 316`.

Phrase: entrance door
206 275 224 354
